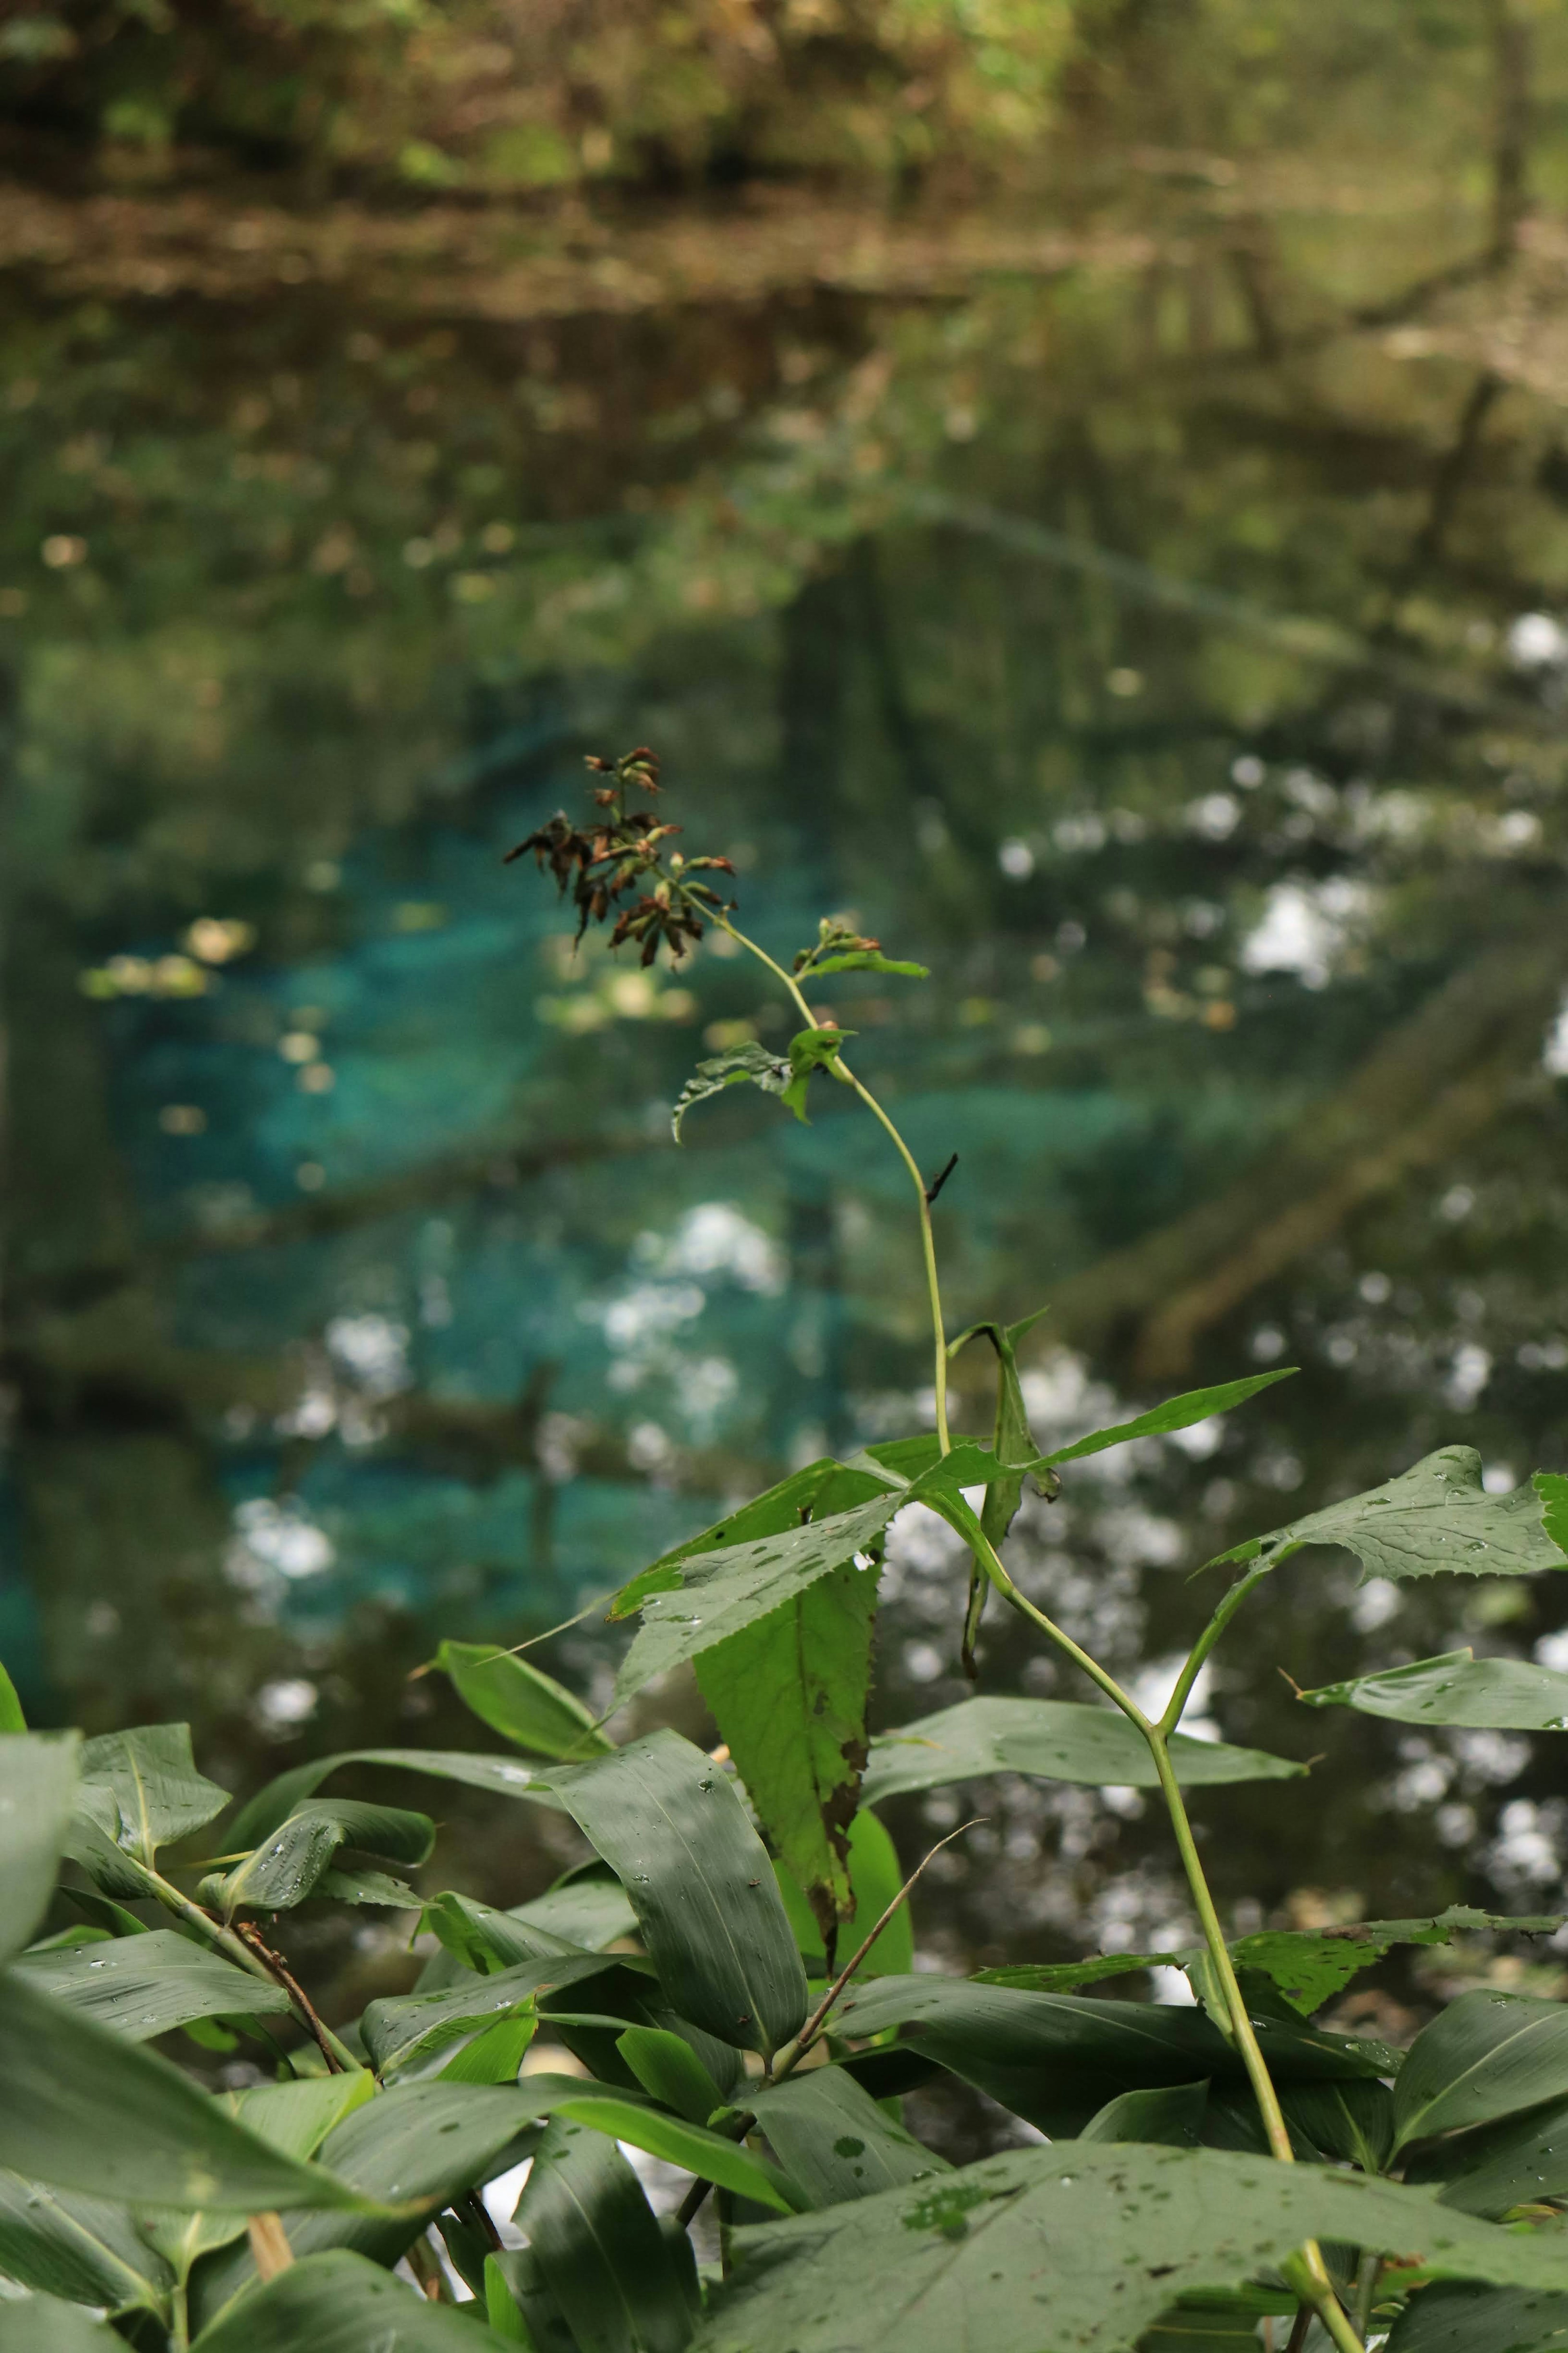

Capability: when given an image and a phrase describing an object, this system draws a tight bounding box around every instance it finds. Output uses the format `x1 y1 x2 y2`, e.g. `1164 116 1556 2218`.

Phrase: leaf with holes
748 2068 947 2208
697 1555 880 1950
1208 1447 1564 1583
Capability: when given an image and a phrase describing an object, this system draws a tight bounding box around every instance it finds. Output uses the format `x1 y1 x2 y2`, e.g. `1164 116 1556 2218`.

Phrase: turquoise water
7 207 1568 1963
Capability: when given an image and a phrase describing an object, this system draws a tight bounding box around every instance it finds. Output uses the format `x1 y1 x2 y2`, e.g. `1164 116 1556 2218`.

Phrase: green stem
170 2279 190 2353
1158 1562 1274 1736
720 917 951 1452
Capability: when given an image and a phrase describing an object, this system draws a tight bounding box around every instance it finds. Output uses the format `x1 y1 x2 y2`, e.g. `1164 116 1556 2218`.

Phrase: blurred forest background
7 0 1568 2051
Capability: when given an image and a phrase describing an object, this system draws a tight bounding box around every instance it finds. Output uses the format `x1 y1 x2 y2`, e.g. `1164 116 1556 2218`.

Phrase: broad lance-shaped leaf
0 1969 365 2210
204 1797 434 1916
517 2116 694 2353
0 1731 80 1962
79 1725 229 1863
748 2068 947 2206
11 1928 293 2039
551 1730 808 2056
697 2140 1568 2353
361 1950 617 2075
430 1641 610 1759
1393 1988 1568 2154
190 2248 509 2351
1208 1446 1565 1583
1386 2282 1568 2353
861 1696 1301 1805
697 1555 879 1949
0 2167 175 2315
225 1748 559 1856
1406 2090 1568 2219
552 2094 797 2212
1300 1648 1568 1729
672 1040 788 1140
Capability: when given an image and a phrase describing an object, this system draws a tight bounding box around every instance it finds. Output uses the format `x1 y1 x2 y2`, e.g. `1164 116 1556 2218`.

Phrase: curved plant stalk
710 907 1359 2350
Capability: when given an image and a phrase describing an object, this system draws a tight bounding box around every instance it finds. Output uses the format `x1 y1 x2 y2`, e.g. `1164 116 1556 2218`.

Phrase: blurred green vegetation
0 0 1563 220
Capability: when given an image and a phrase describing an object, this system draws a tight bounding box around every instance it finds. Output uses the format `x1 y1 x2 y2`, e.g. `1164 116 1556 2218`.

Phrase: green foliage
18 778 1568 2351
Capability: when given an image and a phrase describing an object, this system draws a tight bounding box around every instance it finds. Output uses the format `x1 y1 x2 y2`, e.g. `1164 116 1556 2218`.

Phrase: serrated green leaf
79 1726 229 1865
1394 1989 1568 2153
975 1952 1179 1992
0 1969 364 2210
610 1460 894 1622
1385 2282 1568 2352
209 1798 434 1916
672 1042 790 1140
1299 1649 1568 1729
1038 1370 1298 1468
517 2116 693 2353
698 2141 1568 2353
804 951 929 977
861 1696 1301 1805
775 1807 914 1979
190 2247 509 2350
224 1749 558 1856
0 1731 79 1962
1223 1911 1559 2016
431 1642 610 1760
749 2068 947 2206
697 1555 880 1947
0 2166 174 2313
11 1928 292 2040
1209 1446 1564 1583
551 1731 808 2056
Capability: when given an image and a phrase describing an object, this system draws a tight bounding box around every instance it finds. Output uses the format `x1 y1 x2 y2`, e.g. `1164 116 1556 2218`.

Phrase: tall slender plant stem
719 917 951 1452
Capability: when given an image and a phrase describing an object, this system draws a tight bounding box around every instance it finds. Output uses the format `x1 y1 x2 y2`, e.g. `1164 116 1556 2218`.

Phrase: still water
7 174 1568 1993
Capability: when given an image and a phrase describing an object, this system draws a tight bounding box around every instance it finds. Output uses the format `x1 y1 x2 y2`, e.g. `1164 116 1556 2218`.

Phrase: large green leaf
612 1494 897 1706
829 1975 1392 2136
1394 1990 1568 2153
1386 2282 1568 2351
224 1748 558 1854
861 1697 1301 1804
1038 1370 1298 1469
206 1798 434 1916
190 2248 512 2349
1208 1447 1564 1583
697 1556 880 1946
0 1731 79 1961
775 1808 914 1979
79 1726 229 1865
361 1949 616 2074
1406 2092 1568 2217
550 1731 808 2057
553 2093 797 2212
516 2116 693 2353
697 2140 1568 2353
0 1969 364 2210
609 1461 882 1622
143 2073 376 2283
749 2068 947 2206
431 1641 611 1759
11 1929 292 2041
1300 1650 1568 1729
0 2168 174 2312
0 2298 123 2351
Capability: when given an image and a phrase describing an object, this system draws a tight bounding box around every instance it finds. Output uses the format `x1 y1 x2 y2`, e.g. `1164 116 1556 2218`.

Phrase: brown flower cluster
504 747 735 965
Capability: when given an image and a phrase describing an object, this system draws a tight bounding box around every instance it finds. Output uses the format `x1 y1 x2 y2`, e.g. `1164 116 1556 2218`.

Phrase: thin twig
234 1921 354 2074
924 1152 959 1205
780 1821 984 2073
1285 2307 1311 2353
462 2189 505 2253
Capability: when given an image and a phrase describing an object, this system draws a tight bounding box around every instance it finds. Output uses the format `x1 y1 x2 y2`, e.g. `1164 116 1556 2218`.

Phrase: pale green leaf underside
1209 1446 1564 1583
698 2140 1568 2353
1300 1648 1568 1729
860 1697 1301 1804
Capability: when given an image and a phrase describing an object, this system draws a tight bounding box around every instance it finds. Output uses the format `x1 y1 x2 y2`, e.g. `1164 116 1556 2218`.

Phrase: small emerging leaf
431 1641 609 1760
672 1040 790 1140
780 1024 853 1122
